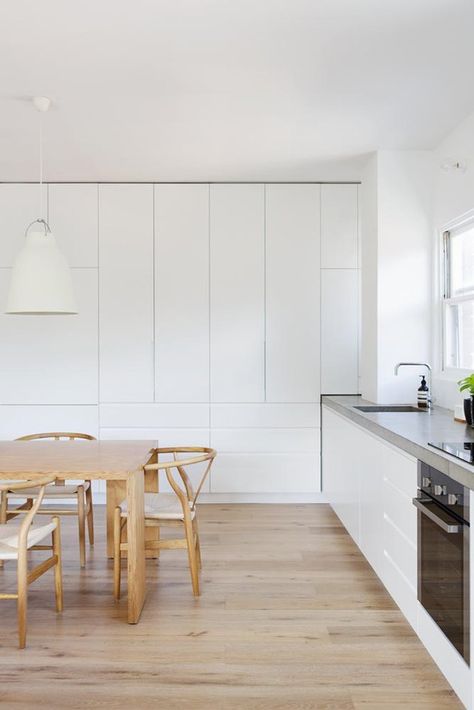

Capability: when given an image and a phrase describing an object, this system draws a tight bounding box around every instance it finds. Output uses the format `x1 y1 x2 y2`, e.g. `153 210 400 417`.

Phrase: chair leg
17 549 28 649
85 484 94 546
113 507 122 601
193 517 202 569
184 517 200 597
52 517 63 613
77 485 86 568
0 490 7 524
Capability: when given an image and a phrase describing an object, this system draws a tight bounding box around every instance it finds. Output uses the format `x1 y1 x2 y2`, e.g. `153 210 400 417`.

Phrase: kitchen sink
353 405 425 413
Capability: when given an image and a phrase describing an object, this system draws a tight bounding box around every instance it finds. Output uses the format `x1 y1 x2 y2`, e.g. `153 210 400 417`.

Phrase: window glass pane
445 300 474 369
451 226 474 297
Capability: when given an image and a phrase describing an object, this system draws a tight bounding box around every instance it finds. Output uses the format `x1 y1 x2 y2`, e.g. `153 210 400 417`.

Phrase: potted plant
458 374 474 426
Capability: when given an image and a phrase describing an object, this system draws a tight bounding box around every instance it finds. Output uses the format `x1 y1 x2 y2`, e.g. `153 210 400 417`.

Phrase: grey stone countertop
322 394 474 490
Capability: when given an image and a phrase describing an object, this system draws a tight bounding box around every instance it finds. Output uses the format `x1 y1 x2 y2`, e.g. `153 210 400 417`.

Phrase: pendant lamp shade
5 97 77 316
6 228 77 315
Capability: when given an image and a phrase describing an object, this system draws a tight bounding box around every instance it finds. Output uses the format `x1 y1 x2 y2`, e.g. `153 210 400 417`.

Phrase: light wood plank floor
0 504 462 709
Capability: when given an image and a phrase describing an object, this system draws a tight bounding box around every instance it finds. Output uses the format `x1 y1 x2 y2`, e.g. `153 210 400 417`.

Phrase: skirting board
91 492 327 505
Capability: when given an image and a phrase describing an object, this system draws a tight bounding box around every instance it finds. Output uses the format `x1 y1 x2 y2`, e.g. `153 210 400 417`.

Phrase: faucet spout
394 362 433 406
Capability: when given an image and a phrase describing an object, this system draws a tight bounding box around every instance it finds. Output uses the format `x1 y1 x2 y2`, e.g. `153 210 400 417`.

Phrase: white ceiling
1 0 474 181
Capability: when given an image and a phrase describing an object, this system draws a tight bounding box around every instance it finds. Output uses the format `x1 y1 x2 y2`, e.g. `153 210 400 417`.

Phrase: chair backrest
0 476 57 546
15 433 96 485
144 447 217 512
16 432 96 441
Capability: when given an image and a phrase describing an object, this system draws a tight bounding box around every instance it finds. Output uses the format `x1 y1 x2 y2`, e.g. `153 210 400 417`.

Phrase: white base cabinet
322 405 472 708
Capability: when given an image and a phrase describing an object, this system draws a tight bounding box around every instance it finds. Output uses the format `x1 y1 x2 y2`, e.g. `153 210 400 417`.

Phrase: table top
0 440 158 479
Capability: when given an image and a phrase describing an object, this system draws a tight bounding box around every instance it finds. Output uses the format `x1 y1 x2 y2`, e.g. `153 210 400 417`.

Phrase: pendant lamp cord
39 109 44 219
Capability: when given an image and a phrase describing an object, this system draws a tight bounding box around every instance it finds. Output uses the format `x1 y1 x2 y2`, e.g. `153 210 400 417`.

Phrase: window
443 219 474 370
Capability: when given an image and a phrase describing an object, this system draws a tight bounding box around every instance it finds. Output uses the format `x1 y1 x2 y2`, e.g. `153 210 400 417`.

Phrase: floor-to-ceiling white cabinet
210 184 265 404
99 184 154 403
155 184 210 404
0 182 360 499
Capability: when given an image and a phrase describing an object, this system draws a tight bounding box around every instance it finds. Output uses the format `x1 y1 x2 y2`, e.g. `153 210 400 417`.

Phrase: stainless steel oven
413 462 470 664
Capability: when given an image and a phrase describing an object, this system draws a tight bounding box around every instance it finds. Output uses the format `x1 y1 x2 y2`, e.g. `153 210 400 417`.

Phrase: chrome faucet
394 362 432 408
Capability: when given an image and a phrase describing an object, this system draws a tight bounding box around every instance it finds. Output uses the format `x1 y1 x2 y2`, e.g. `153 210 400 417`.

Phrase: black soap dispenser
418 375 429 409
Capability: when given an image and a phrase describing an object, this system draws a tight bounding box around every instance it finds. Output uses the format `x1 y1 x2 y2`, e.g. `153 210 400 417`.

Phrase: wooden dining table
0 439 158 624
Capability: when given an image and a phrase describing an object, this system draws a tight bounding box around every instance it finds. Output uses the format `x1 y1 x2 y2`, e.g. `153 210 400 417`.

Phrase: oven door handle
412 497 462 533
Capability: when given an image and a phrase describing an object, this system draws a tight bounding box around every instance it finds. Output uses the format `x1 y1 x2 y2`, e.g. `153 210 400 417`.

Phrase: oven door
413 495 470 664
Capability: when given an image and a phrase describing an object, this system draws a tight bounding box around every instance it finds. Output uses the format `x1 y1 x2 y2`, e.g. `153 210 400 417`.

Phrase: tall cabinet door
265 184 321 403
0 184 98 405
48 184 98 267
154 184 209 402
99 185 154 402
321 184 358 269
320 184 359 394
210 184 265 402
321 269 359 394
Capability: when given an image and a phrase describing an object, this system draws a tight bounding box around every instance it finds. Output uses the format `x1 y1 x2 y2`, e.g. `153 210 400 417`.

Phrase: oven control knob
434 484 447 496
448 493 461 505
422 476 432 488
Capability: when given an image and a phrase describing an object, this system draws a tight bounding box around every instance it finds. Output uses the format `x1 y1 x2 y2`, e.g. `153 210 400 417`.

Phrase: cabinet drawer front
383 445 417 498
383 551 417 630
211 452 319 493
384 515 417 589
384 478 417 545
0 405 99 440
100 403 209 429
211 428 318 454
211 403 319 429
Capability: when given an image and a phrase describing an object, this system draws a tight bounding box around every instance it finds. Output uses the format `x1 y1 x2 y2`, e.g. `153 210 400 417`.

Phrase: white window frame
440 209 474 377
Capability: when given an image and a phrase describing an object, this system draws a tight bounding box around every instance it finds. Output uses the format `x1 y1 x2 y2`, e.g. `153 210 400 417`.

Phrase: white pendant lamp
5 97 77 315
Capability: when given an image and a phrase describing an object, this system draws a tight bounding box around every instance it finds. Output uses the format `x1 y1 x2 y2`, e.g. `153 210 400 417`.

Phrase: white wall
377 151 433 402
360 154 378 401
360 151 433 403
431 110 474 410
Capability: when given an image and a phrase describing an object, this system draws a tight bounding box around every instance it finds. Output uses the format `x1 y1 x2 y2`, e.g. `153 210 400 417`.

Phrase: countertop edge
321 395 474 490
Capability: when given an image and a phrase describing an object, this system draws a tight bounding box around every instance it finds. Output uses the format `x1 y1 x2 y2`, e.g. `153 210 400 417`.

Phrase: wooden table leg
126 469 146 624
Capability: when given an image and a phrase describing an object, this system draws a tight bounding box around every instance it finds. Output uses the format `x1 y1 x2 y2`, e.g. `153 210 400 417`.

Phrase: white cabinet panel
211 403 319 428
321 269 359 394
384 478 417 545
322 407 360 542
0 184 48 267
0 405 99 440
99 403 209 428
358 433 384 576
211 428 318 453
383 552 418 630
210 184 264 402
384 516 417 589
321 184 358 268
155 184 209 402
0 269 98 404
383 446 418 500
266 184 320 403
323 406 420 630
48 184 98 267
99 184 154 403
211 452 319 493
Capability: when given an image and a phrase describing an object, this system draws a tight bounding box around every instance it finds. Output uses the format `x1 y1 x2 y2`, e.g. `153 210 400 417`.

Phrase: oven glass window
419 508 469 663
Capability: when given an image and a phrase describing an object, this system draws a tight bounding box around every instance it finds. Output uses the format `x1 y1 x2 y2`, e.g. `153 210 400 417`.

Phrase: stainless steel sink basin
354 405 425 413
